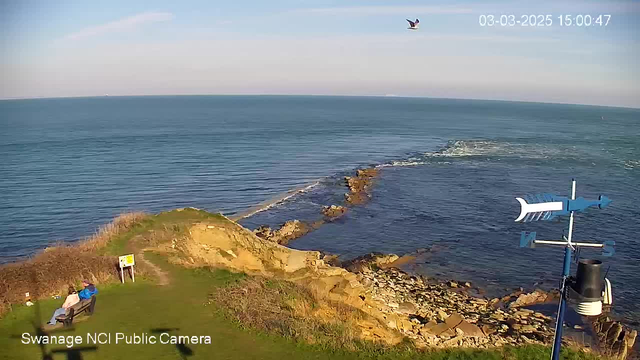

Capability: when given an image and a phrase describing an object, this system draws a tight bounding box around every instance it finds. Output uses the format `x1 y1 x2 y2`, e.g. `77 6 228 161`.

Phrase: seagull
406 18 419 30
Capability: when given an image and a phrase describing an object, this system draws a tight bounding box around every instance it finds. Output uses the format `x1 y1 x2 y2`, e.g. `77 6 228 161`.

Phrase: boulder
341 253 400 273
508 290 549 308
397 301 418 315
445 313 465 328
253 225 275 240
343 168 378 205
253 220 310 245
456 320 485 337
322 205 347 219
356 168 378 178
345 192 369 205
593 316 637 360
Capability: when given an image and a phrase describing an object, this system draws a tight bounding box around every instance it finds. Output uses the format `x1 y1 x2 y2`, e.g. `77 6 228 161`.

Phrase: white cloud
61 11 174 41
290 6 474 16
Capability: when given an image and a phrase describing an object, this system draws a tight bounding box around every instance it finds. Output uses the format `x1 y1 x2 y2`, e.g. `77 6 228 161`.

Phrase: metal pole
550 179 577 360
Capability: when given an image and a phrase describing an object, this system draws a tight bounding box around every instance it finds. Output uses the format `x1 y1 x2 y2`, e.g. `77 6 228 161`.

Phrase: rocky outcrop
322 205 347 219
344 168 378 205
341 252 400 272
593 315 637 360
504 289 552 309
169 218 405 345
253 220 311 245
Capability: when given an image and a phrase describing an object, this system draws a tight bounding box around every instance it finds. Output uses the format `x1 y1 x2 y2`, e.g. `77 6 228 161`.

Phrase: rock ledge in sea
253 220 310 245
344 168 378 204
322 205 347 219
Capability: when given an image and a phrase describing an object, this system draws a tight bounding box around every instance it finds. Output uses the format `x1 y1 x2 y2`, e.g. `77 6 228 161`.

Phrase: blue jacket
78 285 98 300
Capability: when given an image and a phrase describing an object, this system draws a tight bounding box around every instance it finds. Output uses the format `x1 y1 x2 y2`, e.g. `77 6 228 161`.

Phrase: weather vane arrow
515 193 611 222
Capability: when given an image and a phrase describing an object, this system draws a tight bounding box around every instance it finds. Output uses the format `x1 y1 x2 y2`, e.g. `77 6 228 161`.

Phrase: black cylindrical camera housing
574 259 603 299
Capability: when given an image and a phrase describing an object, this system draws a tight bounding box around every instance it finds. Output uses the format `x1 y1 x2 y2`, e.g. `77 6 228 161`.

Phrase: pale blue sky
1 0 639 107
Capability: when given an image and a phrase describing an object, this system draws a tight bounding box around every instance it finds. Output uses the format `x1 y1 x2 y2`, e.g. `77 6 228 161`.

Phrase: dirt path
137 251 170 286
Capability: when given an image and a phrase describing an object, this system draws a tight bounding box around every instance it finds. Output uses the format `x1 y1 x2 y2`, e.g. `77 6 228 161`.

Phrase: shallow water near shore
1 95 639 325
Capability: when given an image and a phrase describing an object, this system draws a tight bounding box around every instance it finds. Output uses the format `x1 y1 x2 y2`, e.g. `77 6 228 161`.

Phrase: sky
1 0 639 107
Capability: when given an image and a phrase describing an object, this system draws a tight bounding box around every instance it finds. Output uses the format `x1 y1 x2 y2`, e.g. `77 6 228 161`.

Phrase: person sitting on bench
48 286 79 325
78 280 98 300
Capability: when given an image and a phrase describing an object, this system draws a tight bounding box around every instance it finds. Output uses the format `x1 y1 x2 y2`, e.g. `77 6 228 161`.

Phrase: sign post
118 254 135 283
514 179 612 360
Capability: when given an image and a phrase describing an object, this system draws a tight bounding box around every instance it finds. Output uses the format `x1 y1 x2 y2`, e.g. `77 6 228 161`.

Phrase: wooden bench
55 296 96 327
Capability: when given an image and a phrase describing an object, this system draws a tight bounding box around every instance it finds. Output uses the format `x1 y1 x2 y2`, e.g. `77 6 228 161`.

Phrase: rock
253 225 275 240
337 256 602 350
322 205 347 219
356 168 378 178
321 254 341 267
344 168 378 204
341 253 399 273
274 220 311 245
593 315 637 360
481 324 497 336
419 326 437 338
440 328 457 339
520 325 537 333
253 220 310 245
464 282 472 288
445 313 465 328
423 320 438 329
424 322 454 337
515 309 533 318
437 309 449 322
456 320 485 337
397 319 414 332
508 290 549 308
534 312 552 321
345 192 369 205
398 301 418 315
606 323 624 347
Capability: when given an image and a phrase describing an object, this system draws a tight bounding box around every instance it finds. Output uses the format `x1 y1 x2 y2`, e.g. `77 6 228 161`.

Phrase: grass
0 212 148 317
0 208 226 318
0 210 604 360
0 253 601 360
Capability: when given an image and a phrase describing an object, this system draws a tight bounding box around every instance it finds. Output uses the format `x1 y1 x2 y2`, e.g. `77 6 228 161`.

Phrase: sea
1 95 638 326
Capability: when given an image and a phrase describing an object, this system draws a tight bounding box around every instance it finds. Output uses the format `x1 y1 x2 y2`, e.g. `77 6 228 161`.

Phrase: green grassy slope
0 210 600 360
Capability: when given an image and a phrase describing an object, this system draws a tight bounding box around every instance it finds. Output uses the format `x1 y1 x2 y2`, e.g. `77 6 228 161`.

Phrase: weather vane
514 179 613 360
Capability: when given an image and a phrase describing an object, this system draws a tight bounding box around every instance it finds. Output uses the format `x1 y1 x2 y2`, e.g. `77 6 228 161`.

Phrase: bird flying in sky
406 18 419 30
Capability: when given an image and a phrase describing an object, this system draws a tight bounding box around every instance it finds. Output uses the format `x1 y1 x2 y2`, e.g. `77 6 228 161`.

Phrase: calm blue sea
1 96 638 324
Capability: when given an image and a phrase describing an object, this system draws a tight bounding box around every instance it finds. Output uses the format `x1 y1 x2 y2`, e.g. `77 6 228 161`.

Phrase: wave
624 160 640 169
425 139 570 160
232 181 320 220
377 160 427 168
375 139 572 170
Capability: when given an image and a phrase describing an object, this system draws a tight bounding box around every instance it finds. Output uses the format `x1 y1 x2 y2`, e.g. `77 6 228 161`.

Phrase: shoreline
230 180 321 221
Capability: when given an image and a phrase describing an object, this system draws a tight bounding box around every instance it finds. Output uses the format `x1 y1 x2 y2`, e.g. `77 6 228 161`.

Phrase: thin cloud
417 34 560 43
291 6 474 15
62 11 174 41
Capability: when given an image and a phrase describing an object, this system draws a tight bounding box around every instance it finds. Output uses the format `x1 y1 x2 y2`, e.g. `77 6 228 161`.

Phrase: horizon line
1 93 638 110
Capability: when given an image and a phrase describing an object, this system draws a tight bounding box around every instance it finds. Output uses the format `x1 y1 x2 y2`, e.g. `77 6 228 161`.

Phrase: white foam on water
376 160 427 168
233 181 320 220
624 160 640 169
424 139 569 161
